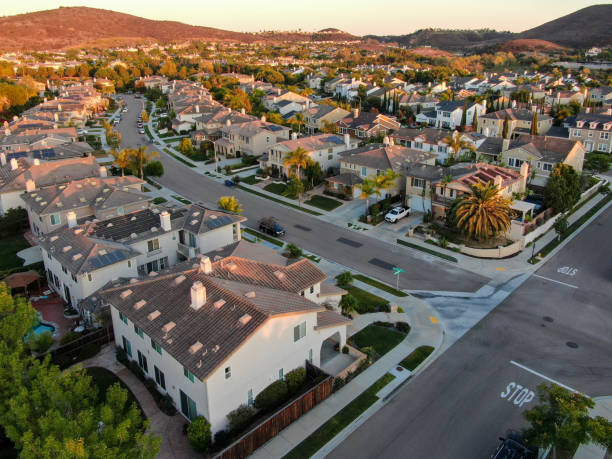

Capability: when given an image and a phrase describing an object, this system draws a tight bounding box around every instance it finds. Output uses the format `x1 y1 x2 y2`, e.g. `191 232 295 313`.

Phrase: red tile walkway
31 292 75 338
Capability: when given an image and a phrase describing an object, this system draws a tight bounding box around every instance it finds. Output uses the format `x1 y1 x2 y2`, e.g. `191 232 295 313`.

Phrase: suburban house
262 89 311 113
0 155 103 215
336 109 401 139
101 253 351 432
544 90 586 107
404 162 528 217
21 175 149 235
478 108 553 138
191 108 255 145
390 127 480 163
260 133 359 176
477 135 585 186
304 105 350 134
327 138 437 199
38 204 246 307
0 132 78 154
587 86 612 105
417 100 487 130
568 109 612 153
214 118 290 158
398 92 438 111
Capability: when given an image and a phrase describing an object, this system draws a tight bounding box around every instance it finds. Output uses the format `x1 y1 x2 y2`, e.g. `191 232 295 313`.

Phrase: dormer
576 120 585 128
604 123 612 131
589 121 598 130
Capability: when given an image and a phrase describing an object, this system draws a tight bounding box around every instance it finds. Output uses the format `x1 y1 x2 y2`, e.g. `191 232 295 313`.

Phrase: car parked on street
139 129 145 134
259 217 285 237
385 206 410 223
490 432 537 459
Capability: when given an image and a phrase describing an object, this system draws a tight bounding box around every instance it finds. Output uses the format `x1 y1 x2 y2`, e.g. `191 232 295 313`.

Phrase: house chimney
226 119 231 127
291 132 298 140
57 104 62 112
9 158 18 170
585 107 591 114
353 108 359 118
159 211 171 232
344 133 350 147
502 138 510 152
33 158 40 166
25 178 35 192
0 153 6 166
520 162 530 180
494 175 503 188
383 136 391 146
195 105 199 113
99 166 107 177
241 108 245 115
66 211 77 228
261 115 266 122
199 255 212 274
190 281 206 310
4 128 10 136
276 88 281 95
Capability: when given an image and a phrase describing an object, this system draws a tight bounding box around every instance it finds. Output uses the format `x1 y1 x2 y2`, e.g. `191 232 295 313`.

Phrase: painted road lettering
500 382 535 407
557 266 578 276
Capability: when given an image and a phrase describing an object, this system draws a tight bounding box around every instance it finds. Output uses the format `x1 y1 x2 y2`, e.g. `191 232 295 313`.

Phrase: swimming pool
30 323 56 336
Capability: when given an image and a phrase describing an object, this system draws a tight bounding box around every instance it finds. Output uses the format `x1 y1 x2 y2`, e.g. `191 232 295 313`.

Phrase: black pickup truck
258 217 285 237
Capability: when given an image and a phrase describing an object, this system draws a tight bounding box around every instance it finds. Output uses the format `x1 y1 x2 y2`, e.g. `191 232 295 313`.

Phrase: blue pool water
30 323 56 336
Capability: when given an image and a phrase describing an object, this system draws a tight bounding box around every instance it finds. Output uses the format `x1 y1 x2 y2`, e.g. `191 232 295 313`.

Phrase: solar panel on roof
206 215 233 229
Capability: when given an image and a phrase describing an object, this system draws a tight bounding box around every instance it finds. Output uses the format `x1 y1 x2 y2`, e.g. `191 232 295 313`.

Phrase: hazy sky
2 0 604 35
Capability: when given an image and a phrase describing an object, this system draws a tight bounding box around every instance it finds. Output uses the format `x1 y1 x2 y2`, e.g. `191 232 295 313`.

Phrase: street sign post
392 267 405 290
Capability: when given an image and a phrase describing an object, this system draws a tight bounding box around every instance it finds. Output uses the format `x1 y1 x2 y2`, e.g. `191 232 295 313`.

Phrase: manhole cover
543 316 554 323
566 341 578 348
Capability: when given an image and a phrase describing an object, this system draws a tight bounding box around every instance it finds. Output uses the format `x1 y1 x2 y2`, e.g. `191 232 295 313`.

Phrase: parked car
139 129 145 134
491 432 537 459
122 108 128 113
224 179 234 187
259 217 285 237
385 206 410 223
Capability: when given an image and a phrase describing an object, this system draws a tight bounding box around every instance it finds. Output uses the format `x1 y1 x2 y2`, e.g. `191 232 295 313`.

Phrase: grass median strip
283 373 396 459
236 185 322 216
243 227 284 248
163 148 196 168
397 239 458 263
171 195 191 205
354 274 408 297
400 345 435 371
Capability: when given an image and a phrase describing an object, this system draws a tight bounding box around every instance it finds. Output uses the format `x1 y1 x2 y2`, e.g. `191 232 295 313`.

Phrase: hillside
0 7 357 51
365 29 514 51
518 4 612 48
498 39 566 53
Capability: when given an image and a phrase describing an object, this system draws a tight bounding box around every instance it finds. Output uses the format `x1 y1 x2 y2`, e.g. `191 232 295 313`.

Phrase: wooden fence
216 363 333 459
43 326 114 366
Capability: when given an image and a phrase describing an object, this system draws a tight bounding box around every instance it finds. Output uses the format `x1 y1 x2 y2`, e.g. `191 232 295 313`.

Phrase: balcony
177 242 200 259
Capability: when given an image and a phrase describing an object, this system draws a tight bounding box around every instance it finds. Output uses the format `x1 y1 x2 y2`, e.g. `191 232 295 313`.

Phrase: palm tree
358 178 377 216
455 181 512 241
129 146 159 179
440 174 454 197
283 146 311 178
217 196 242 214
290 112 305 135
443 131 475 160
110 149 132 176
374 169 400 201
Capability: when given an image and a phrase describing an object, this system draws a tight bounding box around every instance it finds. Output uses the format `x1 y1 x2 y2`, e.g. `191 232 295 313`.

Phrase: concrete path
80 345 199 459
574 396 612 459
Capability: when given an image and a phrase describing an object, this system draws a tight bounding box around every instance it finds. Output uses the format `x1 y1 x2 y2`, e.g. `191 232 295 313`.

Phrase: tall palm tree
443 131 475 160
290 113 305 134
358 178 377 216
110 149 132 176
129 146 159 179
455 181 512 241
439 174 454 197
283 146 311 178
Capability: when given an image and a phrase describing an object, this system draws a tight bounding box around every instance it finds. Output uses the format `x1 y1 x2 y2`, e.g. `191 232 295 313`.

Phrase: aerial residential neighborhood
0 2 610 459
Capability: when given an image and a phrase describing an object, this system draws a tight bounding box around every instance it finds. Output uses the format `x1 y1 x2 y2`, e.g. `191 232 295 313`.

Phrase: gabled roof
274 134 346 152
391 127 450 144
341 143 437 172
481 108 552 122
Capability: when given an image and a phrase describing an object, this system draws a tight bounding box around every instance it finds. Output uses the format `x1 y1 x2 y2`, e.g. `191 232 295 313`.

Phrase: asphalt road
115 95 489 293
328 205 612 459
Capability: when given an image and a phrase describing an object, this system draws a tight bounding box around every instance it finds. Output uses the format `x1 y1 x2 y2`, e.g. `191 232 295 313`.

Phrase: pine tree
502 114 510 139
472 110 478 131
460 102 467 131
530 111 539 135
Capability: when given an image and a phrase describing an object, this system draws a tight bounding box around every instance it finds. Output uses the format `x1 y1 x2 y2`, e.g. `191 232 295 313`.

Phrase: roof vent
212 344 220 353
213 299 225 309
239 314 252 325
130 233 138 238
129 278 138 284
106 223 113 228
189 341 203 354
226 262 237 272
148 271 158 277
162 321 176 334
192 211 200 217
56 202 63 208
40 201 47 206
190 219 198 225
103 188 110 193
50 236 58 242
79 197 86 203
151 226 158 232
245 291 256 298
76 184 82 189
62 245 72 253
133 299 146 310
174 275 186 285
99 249 107 255
120 289 133 299
72 254 82 261
273 270 285 280
148 310 161 321
131 216 137 221
209 214 217 220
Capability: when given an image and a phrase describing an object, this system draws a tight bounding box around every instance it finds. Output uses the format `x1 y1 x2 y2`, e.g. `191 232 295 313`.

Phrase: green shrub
395 322 411 334
342 345 349 354
144 160 164 177
227 404 255 432
214 429 232 448
397 306 404 313
78 343 100 361
30 331 54 353
59 330 82 346
286 243 303 258
254 380 288 411
187 416 212 453
336 271 354 287
152 197 167 204
333 377 345 392
285 367 306 395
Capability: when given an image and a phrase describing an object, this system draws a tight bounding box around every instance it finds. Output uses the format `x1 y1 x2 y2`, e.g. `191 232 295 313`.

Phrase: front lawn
304 195 343 211
0 234 29 271
264 182 289 196
86 367 143 415
344 285 390 313
242 175 262 185
349 324 405 357
400 345 435 371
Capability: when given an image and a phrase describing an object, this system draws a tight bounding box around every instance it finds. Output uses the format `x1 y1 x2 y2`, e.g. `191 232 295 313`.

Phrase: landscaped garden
304 195 343 211
349 323 407 357
86 366 143 414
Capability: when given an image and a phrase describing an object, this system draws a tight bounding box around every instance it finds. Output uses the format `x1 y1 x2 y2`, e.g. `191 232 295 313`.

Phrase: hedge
254 380 288 411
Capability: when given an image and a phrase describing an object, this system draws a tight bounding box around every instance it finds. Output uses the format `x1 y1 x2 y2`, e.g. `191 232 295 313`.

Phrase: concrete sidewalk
573 396 612 459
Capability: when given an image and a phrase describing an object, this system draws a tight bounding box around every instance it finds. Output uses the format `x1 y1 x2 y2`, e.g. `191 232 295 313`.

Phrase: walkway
81 345 199 459
574 396 612 459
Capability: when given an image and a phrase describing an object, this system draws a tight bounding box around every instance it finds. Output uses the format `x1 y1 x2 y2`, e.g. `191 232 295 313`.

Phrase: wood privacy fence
216 363 333 459
43 326 114 365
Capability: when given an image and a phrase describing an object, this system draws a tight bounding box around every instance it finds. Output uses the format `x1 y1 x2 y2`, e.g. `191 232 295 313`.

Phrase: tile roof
481 108 552 122
341 144 437 172
275 134 345 152
315 310 352 330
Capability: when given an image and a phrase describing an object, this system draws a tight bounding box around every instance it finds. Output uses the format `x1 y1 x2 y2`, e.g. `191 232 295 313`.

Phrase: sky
2 0 604 35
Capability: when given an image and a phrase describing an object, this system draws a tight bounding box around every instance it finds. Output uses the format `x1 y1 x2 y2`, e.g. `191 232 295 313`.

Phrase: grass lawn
353 274 408 297
236 185 322 216
242 175 262 185
304 195 342 211
243 228 284 248
152 197 167 204
0 234 29 271
400 345 435 371
349 324 405 357
85 367 144 415
343 285 389 312
283 373 395 459
171 195 192 205
264 182 289 196
163 148 196 168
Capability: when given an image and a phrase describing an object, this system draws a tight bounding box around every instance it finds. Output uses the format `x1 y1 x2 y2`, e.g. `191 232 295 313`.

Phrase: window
278 368 284 380
588 131 593 138
119 312 128 325
134 324 144 338
154 366 166 390
361 166 367 177
71 274 77 282
147 238 160 252
188 232 197 248
179 390 197 421
87 273 92 282
151 339 162 355
308 349 313 363
507 158 515 167
62 266 67 274
137 350 148 373
50 214 61 226
225 366 231 379
598 143 608 152
127 260 131 268
542 163 553 172
328 154 333 160
293 321 306 342
573 129 581 137
233 224 239 241
328 148 333 153
310 286 314 294
247 389 254 407
184 366 195 383
601 132 610 140
122 336 132 357
413 178 425 188
47 252 51 259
